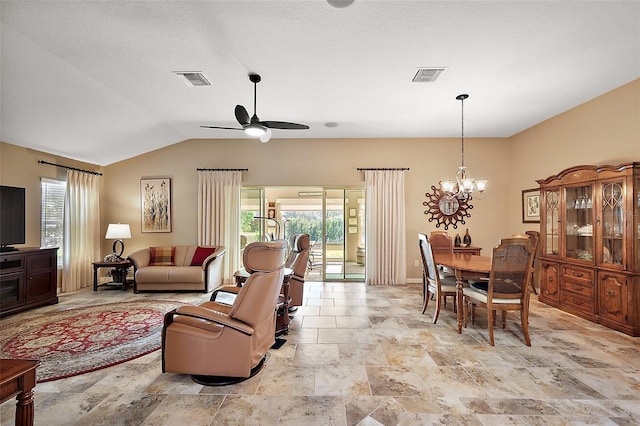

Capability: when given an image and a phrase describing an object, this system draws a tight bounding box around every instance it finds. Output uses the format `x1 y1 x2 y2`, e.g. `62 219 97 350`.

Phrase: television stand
1 247 58 317
0 246 19 252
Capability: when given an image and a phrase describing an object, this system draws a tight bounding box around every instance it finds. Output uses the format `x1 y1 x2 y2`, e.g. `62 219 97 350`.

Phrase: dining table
434 253 492 333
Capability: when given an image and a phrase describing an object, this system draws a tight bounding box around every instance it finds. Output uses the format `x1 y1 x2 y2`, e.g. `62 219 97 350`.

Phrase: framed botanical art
141 177 172 232
522 188 540 223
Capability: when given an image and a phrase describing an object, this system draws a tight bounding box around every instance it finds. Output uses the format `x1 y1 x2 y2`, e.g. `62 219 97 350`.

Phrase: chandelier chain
460 95 465 168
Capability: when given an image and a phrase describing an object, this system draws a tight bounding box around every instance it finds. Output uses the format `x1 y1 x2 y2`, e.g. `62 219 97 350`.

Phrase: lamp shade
105 224 131 240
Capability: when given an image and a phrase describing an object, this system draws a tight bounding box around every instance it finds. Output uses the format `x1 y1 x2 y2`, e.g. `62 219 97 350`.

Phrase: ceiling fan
201 73 309 143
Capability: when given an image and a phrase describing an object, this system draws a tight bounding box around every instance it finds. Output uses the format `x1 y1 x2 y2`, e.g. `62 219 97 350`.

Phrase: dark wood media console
0 247 58 317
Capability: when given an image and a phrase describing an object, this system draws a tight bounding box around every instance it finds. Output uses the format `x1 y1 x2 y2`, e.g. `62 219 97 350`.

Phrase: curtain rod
38 160 103 176
357 167 410 171
196 168 248 171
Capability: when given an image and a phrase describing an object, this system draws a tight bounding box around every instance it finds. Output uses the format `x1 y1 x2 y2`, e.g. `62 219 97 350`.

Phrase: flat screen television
0 185 26 252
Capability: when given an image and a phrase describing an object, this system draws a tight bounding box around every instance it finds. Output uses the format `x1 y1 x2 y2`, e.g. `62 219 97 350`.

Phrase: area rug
0 300 189 382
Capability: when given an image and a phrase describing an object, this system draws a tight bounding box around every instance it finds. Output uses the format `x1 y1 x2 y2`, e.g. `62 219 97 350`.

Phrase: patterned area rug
0 300 188 382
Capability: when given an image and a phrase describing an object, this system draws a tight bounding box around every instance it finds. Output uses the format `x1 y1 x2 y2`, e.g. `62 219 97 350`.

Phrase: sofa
127 245 226 293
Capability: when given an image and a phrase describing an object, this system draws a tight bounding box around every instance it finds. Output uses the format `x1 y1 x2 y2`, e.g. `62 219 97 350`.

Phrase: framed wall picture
348 218 357 225
348 226 358 234
522 188 540 223
349 208 356 217
141 177 172 232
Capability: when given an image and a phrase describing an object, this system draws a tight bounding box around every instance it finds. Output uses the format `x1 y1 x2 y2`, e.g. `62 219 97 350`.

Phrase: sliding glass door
324 189 365 281
240 186 364 281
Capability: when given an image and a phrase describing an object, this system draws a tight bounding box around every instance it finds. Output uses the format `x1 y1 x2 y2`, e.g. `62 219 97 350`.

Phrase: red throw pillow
190 246 217 266
149 246 176 266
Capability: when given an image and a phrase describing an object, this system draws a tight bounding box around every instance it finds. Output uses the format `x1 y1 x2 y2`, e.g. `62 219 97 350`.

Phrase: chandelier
440 94 487 200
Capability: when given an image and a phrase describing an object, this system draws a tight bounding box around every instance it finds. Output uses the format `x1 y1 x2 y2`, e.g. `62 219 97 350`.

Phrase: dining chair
429 231 454 253
429 230 456 279
525 230 540 295
419 233 458 323
462 236 535 346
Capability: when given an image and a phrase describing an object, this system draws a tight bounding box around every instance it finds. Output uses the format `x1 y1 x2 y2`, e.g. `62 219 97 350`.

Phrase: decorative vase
463 229 472 246
454 234 462 247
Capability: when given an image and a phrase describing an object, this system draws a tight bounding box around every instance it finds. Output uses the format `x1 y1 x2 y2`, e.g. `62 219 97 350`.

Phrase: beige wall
0 142 103 248
2 78 638 283
507 78 640 237
103 136 510 281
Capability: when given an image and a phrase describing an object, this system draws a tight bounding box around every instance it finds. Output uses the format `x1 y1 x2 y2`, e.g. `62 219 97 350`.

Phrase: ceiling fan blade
261 121 309 130
200 125 244 130
235 105 250 126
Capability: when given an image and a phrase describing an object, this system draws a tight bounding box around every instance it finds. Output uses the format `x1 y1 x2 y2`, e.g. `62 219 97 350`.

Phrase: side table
453 246 482 256
92 260 132 291
0 359 39 426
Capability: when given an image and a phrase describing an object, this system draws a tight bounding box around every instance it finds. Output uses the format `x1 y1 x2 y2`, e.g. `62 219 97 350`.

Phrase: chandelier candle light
440 94 487 200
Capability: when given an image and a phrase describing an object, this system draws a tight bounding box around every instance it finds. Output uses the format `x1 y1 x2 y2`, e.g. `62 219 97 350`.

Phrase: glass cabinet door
564 185 593 262
601 180 625 267
544 190 560 256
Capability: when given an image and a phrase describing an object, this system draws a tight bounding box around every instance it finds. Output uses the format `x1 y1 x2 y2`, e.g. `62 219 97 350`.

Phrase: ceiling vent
173 71 211 87
412 68 445 83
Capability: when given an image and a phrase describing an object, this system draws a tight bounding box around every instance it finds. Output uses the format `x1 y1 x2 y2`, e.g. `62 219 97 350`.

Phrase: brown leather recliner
161 240 287 385
285 233 310 308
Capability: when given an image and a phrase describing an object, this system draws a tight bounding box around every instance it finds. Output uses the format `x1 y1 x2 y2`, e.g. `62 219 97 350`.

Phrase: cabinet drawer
561 279 594 298
0 254 25 274
561 265 593 283
560 291 595 314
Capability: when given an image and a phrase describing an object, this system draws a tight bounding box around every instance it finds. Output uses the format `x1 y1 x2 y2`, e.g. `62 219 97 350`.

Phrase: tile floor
2 281 640 425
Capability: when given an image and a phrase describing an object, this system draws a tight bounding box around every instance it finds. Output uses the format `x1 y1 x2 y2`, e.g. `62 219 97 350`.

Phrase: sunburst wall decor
423 185 473 230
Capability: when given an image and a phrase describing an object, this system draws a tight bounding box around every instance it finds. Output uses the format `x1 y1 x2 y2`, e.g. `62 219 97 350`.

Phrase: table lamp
105 223 131 259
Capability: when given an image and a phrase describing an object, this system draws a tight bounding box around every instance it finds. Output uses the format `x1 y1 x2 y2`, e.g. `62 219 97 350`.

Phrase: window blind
41 177 66 268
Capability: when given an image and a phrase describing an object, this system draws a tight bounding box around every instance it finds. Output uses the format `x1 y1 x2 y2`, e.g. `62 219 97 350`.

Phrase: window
41 178 66 268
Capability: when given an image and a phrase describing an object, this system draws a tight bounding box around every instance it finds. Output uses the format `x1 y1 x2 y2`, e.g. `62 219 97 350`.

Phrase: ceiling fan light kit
259 128 272 143
327 0 355 8
244 124 267 137
200 73 308 143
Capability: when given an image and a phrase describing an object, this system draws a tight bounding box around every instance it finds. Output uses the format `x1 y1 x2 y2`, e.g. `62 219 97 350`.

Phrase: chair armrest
174 305 254 336
127 249 150 269
202 246 227 269
210 285 240 304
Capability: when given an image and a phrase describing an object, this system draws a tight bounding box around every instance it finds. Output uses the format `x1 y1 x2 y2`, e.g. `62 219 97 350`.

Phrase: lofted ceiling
1 1 638 166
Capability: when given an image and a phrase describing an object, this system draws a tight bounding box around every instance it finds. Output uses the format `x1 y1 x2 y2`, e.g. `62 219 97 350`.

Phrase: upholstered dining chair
419 233 458 323
461 237 535 346
161 240 287 385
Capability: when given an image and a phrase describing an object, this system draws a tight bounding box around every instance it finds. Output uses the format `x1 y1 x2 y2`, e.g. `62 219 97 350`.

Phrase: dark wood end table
92 260 132 291
0 358 40 426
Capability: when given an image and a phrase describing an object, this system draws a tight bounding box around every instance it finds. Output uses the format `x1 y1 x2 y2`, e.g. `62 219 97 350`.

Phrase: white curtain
61 170 101 292
364 170 407 285
197 170 242 284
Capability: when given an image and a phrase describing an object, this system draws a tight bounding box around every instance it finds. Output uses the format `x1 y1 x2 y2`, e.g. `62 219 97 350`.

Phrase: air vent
173 71 211 87
412 68 445 83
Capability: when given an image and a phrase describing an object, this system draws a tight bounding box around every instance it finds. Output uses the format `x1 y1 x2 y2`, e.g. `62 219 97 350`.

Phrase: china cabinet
537 163 640 336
